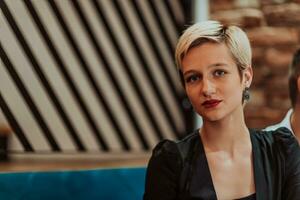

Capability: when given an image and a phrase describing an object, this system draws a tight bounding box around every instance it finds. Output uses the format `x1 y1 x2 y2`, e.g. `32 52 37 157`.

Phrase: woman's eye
214 70 226 77
186 75 199 83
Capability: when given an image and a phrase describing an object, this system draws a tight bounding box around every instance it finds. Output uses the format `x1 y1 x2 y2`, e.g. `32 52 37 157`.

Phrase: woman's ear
244 66 253 87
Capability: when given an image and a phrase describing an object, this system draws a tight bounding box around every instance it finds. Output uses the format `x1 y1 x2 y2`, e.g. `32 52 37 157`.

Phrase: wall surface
210 0 300 128
0 0 192 154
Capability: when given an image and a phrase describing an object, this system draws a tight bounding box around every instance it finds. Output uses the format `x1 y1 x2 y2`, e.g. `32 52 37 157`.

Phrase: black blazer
143 128 300 200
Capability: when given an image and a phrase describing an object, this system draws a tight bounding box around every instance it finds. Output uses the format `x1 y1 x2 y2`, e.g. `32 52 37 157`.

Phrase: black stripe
130 0 182 94
71 0 150 149
22 0 90 151
0 54 33 152
130 0 186 131
47 0 128 151
133 0 195 136
162 0 182 33
0 91 33 152
110 0 182 139
0 40 57 151
178 0 185 17
167 0 185 30
180 0 193 24
92 0 163 143
146 0 175 56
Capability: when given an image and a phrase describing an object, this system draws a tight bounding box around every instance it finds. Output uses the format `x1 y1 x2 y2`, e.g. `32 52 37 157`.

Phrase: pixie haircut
289 48 300 107
175 20 252 86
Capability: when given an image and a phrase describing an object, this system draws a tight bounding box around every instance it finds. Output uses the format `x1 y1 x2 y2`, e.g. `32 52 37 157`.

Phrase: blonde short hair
175 20 252 81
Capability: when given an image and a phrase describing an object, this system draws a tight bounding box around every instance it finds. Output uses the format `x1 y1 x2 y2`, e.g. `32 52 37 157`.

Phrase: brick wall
210 0 300 128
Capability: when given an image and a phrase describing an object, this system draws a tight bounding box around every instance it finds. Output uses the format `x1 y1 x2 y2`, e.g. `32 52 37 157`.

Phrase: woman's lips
202 100 222 108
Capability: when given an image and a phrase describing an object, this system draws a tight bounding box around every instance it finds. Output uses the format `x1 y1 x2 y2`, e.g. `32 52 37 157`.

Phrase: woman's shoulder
251 127 298 153
251 126 293 139
151 130 199 160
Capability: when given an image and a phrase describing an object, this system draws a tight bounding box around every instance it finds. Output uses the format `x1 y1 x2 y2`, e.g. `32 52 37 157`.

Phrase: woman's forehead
181 43 236 71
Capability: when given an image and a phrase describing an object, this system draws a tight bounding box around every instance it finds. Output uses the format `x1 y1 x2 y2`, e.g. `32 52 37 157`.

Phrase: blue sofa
0 167 146 200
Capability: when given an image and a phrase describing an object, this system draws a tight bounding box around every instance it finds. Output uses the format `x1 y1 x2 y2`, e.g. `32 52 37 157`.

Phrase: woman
143 21 300 200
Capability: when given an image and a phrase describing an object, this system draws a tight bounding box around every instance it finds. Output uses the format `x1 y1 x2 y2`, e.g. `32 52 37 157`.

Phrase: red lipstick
202 99 222 108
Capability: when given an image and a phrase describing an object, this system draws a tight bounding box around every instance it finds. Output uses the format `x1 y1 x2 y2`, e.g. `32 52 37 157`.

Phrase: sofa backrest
0 167 146 200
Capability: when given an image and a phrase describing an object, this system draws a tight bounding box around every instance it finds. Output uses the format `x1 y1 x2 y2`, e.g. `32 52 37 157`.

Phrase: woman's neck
200 107 250 155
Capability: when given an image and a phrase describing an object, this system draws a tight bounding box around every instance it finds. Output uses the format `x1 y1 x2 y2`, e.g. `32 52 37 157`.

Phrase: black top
237 193 255 200
143 128 300 200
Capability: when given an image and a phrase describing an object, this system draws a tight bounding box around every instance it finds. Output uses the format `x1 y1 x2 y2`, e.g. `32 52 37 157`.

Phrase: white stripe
168 0 185 25
136 0 183 92
118 0 185 137
0 101 24 152
0 36 50 151
98 0 163 148
33 0 101 151
6 0 80 151
82 0 156 151
153 0 178 47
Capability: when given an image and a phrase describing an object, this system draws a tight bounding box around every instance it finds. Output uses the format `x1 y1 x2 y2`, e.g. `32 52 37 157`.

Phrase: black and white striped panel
0 0 193 153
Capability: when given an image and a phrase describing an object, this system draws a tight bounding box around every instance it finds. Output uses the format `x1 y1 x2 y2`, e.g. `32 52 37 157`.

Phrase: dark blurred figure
0 124 11 161
265 48 300 142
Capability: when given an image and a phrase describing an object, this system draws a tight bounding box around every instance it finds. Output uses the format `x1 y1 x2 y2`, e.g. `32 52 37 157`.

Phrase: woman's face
181 42 252 122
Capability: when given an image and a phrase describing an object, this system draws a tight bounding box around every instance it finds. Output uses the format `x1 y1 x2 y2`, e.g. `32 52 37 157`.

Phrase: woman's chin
202 115 223 122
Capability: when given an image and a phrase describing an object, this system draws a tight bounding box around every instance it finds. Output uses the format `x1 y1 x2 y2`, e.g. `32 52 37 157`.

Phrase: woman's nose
202 78 216 97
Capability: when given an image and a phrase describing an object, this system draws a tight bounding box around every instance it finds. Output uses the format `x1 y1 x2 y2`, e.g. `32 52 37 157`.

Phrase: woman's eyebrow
183 63 229 76
208 62 229 68
183 70 199 76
